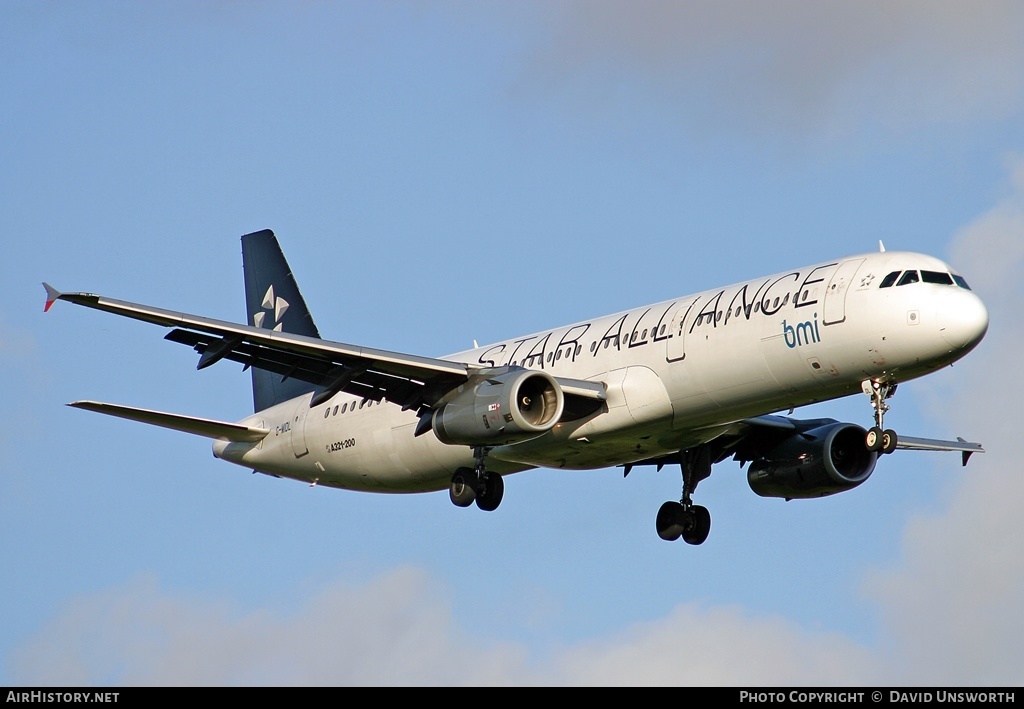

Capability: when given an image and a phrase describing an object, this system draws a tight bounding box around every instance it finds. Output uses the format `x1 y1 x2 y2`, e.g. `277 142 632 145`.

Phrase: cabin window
324 408 330 418
897 270 920 286
879 271 901 288
922 270 954 285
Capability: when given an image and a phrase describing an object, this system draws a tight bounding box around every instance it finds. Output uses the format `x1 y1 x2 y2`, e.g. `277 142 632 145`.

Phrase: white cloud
9 569 530 686
11 569 882 687
548 603 877 686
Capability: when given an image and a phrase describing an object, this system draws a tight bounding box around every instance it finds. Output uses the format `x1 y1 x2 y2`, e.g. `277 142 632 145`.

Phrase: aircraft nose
938 289 989 352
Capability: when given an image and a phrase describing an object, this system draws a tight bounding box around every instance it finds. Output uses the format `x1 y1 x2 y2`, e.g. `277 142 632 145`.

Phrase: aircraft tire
656 501 685 541
475 471 504 512
450 468 477 507
865 426 884 452
682 505 711 546
882 429 898 454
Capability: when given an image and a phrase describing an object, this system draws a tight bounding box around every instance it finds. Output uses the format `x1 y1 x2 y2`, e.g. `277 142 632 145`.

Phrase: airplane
43 230 988 545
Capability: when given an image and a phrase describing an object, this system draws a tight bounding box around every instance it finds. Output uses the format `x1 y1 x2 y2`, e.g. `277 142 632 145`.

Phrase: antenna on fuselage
879 240 886 252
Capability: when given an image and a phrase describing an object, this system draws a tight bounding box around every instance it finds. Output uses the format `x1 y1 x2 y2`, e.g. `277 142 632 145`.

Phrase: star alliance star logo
253 285 289 331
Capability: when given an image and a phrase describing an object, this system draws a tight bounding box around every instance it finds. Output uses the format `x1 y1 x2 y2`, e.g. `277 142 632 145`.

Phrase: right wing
43 284 606 416
44 284 471 412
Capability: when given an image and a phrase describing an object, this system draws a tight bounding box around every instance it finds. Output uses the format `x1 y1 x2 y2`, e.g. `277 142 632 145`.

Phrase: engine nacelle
431 369 565 446
747 422 877 499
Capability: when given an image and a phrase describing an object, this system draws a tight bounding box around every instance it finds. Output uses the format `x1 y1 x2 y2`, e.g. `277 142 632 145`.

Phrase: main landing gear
449 446 504 512
863 379 899 455
656 446 713 545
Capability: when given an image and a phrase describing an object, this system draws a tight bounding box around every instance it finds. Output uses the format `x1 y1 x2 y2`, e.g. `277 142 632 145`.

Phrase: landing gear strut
863 379 899 454
449 446 504 512
656 446 713 545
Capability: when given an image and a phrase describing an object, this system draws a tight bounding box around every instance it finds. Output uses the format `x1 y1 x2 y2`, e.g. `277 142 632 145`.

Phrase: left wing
624 414 984 475
894 435 985 466
43 284 605 416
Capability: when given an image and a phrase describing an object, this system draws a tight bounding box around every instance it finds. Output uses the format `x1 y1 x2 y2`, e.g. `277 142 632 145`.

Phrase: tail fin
241 230 321 412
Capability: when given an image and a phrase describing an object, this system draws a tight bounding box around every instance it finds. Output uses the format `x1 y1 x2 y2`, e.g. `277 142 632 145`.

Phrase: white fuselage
213 251 988 493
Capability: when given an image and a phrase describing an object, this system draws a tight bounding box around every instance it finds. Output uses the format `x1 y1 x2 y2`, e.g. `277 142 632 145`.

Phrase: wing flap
68 401 270 442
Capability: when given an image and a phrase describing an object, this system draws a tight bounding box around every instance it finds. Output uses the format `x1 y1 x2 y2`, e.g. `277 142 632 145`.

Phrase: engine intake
431 369 564 446
747 422 877 499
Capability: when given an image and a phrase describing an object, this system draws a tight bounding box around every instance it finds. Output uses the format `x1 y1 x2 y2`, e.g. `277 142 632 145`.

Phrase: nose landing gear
863 379 899 454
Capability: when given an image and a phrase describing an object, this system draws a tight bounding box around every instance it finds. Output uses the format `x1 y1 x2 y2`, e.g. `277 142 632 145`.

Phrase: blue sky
3 1 1023 686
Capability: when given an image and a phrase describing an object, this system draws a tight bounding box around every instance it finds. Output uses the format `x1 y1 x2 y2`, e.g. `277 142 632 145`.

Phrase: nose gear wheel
863 379 898 454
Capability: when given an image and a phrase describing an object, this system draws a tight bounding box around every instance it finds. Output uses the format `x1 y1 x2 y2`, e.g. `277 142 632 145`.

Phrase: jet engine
431 369 564 446
747 422 877 499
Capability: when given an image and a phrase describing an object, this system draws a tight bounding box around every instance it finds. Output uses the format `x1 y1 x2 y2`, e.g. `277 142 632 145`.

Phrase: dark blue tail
241 230 321 412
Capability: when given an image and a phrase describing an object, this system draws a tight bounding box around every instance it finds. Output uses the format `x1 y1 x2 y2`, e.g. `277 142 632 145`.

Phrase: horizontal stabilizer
68 401 269 442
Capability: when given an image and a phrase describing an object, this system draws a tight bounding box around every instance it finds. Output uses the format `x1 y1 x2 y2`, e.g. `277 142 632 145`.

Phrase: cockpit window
896 270 920 286
921 270 954 285
881 268 971 289
953 275 972 290
879 271 901 288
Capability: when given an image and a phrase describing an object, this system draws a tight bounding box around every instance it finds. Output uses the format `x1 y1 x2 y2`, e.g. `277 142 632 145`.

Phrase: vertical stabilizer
241 230 321 412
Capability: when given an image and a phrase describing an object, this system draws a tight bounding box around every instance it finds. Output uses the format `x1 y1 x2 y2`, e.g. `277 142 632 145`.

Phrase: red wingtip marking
44 299 55 313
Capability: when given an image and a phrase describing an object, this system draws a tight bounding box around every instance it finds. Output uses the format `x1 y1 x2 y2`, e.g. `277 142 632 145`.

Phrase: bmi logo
253 285 289 332
783 314 821 348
